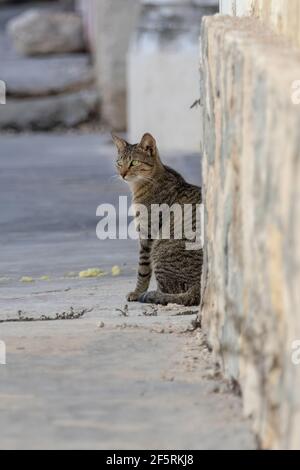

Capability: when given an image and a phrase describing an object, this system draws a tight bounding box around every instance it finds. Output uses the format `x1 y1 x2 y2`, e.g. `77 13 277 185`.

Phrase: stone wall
220 0 300 48
200 14 300 449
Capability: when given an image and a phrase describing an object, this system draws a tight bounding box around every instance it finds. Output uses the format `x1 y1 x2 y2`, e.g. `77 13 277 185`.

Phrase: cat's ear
139 133 156 156
111 133 127 153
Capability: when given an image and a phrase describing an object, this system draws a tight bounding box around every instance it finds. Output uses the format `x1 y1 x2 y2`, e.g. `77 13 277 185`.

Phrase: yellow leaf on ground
79 268 106 278
111 265 121 276
20 276 34 283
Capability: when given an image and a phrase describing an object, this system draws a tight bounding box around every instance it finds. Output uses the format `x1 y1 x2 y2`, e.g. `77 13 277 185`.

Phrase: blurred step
2 55 95 97
0 2 99 130
0 88 99 130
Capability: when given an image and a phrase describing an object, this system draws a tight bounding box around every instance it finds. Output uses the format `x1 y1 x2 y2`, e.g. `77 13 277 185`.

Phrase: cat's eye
116 160 122 167
131 160 140 167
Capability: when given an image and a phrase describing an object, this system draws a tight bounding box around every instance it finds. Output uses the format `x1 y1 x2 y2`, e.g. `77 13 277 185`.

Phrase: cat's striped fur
112 133 202 306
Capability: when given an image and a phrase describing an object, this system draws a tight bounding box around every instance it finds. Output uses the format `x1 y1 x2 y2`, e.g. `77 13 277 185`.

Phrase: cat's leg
139 284 200 306
127 239 153 301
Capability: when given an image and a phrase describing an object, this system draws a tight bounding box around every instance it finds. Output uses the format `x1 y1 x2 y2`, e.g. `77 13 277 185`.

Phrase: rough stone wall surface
200 15 300 449
253 0 300 49
220 0 300 49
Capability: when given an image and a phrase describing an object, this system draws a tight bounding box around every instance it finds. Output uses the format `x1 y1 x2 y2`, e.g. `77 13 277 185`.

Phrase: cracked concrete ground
0 133 255 450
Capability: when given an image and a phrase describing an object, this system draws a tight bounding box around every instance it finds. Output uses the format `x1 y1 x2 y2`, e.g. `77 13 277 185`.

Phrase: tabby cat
112 132 202 306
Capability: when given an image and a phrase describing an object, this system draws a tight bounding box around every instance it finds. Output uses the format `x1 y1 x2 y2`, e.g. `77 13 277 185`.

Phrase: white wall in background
127 2 220 153
128 48 202 153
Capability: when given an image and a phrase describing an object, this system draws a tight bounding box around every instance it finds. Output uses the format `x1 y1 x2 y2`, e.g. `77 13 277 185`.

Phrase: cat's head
112 133 162 184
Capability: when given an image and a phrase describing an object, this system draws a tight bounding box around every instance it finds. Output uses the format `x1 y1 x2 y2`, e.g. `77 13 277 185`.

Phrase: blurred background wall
77 0 141 132
0 0 218 153
77 0 218 153
127 0 217 153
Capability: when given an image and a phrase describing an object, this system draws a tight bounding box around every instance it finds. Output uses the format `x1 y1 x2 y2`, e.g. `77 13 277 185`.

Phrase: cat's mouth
120 174 150 185
123 174 136 182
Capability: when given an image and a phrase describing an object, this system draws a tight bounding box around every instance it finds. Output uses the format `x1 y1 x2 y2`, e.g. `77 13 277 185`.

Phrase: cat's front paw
139 291 168 305
126 291 140 302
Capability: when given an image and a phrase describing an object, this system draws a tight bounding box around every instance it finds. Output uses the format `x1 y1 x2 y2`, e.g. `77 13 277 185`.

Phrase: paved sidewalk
0 134 255 450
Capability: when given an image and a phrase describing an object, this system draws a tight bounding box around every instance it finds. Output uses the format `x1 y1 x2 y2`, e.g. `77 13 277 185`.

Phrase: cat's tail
139 285 200 307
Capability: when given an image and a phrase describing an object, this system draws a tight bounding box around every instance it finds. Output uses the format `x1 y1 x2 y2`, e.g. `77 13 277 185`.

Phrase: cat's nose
120 169 128 179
